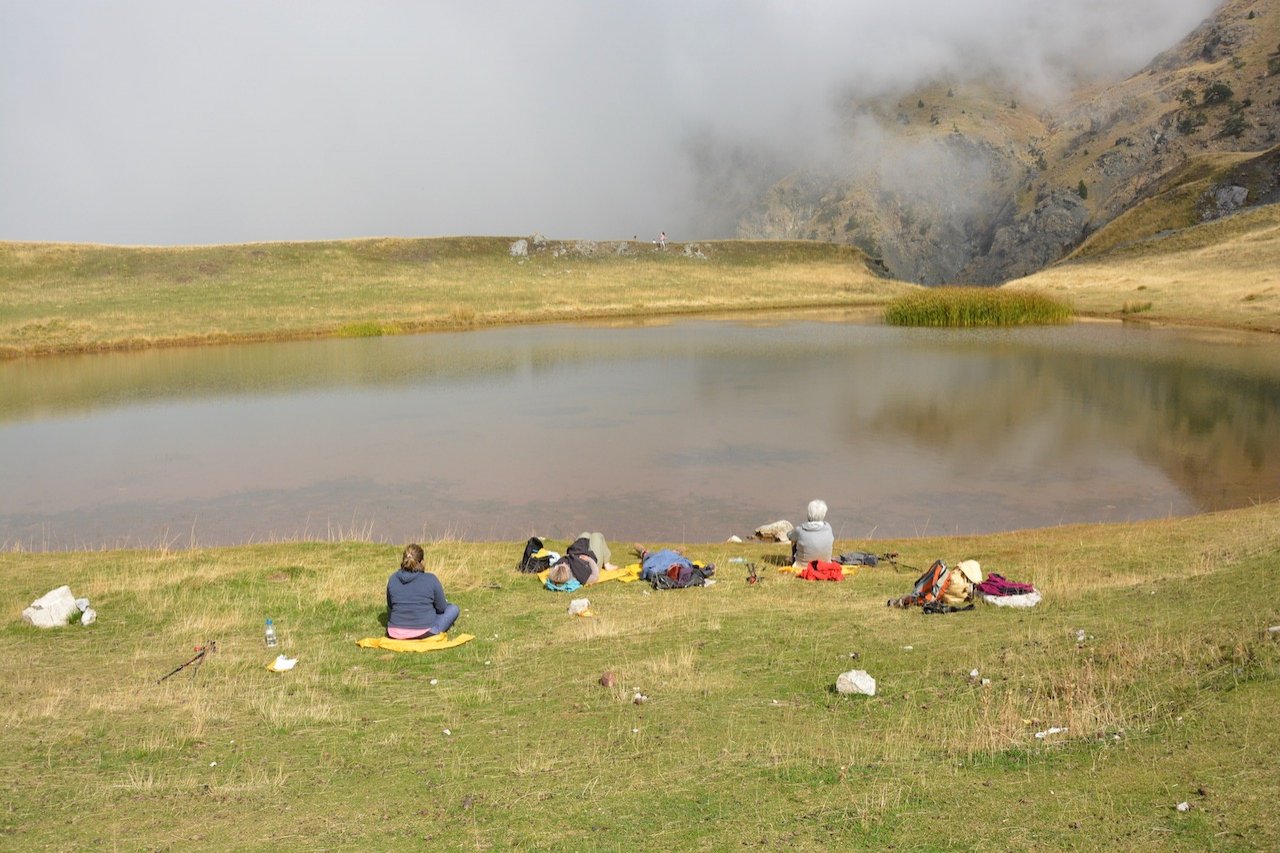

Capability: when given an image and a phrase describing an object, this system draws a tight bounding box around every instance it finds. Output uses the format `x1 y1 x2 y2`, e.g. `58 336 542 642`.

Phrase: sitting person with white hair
788 499 835 568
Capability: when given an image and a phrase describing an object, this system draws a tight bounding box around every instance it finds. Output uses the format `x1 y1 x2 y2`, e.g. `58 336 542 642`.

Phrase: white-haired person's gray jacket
788 499 834 567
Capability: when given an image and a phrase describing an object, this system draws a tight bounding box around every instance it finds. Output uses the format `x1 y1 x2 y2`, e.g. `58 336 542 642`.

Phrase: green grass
0 238 913 357
884 286 1074 327
2 503 1278 849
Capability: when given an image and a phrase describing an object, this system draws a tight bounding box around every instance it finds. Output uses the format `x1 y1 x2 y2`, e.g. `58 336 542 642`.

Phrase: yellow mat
356 633 475 653
535 563 642 585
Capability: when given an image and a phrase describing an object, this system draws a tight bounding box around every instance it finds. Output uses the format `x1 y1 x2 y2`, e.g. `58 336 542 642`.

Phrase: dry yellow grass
1004 204 1280 332
0 238 915 357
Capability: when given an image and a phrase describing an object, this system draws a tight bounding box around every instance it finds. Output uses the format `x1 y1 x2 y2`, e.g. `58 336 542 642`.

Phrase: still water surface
2 317 1278 549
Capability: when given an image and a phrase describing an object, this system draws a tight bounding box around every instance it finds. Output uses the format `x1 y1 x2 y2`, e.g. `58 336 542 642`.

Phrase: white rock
1176 801 1190 812
753 520 794 542
726 535 743 543
836 670 876 696
79 607 97 625
21 586 78 628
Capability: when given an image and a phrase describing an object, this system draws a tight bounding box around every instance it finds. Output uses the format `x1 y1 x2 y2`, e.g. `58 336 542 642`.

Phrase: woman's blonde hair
401 543 425 571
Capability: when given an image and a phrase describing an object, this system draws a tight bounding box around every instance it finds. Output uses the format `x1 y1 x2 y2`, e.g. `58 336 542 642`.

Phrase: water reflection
2 319 1278 549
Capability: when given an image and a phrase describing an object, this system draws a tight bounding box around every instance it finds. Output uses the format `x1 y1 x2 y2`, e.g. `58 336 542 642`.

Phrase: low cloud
0 1 1218 245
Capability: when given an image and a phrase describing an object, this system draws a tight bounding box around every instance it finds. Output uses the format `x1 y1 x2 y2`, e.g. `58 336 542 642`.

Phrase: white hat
958 560 984 584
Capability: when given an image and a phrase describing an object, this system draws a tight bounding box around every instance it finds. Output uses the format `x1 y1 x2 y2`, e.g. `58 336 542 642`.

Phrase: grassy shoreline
0 237 913 358
2 502 1277 848
5 225 1279 359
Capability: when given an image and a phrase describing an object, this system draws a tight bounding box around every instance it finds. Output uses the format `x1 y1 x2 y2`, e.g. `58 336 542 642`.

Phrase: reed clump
884 286 1074 327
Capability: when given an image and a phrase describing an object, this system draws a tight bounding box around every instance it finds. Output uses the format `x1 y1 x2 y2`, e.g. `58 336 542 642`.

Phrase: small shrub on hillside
1177 112 1208 135
1203 82 1234 105
884 288 1073 327
1220 115 1249 138
1077 180 1089 200
1177 88 1197 107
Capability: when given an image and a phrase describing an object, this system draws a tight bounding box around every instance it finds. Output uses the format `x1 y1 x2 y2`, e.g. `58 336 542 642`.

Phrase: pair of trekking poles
156 641 217 684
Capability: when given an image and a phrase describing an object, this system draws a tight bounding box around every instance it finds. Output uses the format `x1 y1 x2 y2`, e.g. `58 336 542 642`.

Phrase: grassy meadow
1005 204 1280 333
2 503 1278 849
0 238 912 357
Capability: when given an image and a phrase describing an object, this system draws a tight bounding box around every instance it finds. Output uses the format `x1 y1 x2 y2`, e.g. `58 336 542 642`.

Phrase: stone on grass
836 670 876 696
22 586 78 628
754 520 794 542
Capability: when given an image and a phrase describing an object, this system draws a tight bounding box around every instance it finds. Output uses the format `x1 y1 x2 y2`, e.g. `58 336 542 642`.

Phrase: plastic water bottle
264 618 278 648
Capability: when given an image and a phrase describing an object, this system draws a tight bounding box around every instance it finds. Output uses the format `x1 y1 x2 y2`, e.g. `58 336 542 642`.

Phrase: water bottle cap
266 618 273 624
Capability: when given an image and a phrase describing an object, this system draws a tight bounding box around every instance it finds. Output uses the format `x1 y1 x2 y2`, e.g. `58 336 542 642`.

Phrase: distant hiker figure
658 231 667 249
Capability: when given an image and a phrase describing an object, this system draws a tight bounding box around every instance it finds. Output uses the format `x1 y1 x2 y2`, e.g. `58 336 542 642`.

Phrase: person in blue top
385 543 460 639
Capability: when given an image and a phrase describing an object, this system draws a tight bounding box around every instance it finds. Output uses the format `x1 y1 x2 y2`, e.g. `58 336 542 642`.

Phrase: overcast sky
0 1 1218 246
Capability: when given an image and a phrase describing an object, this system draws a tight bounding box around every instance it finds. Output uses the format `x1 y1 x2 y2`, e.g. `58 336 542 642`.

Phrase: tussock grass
884 286 1074 326
1 506 1277 847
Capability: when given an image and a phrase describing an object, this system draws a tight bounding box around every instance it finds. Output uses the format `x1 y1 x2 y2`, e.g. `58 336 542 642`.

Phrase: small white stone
209 761 217 767
443 729 452 736
1176 801 1190 812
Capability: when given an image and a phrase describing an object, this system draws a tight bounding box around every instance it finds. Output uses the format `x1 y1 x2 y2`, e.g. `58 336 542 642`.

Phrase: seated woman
788 499 835 567
386 543 460 639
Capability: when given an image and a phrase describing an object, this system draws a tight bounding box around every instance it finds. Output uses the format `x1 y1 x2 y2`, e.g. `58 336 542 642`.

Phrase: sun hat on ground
958 560 984 584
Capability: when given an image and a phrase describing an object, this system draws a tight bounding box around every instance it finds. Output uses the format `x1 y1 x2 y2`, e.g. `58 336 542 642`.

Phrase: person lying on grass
632 545 716 588
546 536 601 586
385 543 460 639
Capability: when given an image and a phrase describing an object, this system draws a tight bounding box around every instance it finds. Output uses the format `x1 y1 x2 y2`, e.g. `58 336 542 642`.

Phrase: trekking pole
157 641 217 684
882 553 921 573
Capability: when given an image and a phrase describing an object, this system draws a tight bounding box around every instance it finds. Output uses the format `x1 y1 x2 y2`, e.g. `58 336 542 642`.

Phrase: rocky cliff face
738 0 1280 284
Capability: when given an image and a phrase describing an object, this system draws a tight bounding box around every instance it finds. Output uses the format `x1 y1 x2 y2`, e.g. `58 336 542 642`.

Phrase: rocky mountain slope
737 0 1280 284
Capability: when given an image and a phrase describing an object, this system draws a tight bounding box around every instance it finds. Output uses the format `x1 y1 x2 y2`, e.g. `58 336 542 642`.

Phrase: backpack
651 562 715 590
518 537 552 574
891 560 950 607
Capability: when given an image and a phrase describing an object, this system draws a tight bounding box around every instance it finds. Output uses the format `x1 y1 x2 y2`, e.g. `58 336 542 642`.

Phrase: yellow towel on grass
356 633 475 653
535 563 642 585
